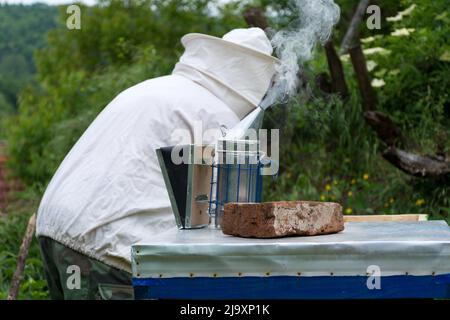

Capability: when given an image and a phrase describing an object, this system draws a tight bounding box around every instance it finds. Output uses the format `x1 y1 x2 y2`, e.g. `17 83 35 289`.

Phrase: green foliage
0 3 57 109
362 0 450 216
37 0 246 82
366 0 450 145
0 190 47 300
264 0 450 220
264 92 384 215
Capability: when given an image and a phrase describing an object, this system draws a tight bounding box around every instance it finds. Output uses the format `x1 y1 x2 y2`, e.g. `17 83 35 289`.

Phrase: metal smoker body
208 138 264 228
156 107 268 229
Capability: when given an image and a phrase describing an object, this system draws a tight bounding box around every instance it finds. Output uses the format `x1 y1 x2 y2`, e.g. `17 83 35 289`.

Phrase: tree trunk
243 7 269 30
349 44 377 111
340 0 371 53
324 41 349 99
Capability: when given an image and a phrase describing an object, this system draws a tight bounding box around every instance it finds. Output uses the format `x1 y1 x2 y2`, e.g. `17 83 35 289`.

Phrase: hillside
0 3 58 115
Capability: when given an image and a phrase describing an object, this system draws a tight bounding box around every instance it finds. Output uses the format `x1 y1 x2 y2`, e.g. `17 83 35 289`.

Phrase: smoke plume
260 0 340 109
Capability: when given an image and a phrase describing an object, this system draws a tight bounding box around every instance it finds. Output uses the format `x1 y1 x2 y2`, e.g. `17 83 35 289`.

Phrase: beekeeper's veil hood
173 28 279 119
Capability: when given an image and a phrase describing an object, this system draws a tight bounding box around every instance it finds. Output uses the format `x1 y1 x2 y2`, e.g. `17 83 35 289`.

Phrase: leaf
435 12 449 23
439 51 450 62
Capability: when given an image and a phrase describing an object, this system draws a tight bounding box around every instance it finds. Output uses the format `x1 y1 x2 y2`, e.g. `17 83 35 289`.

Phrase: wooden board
344 214 428 222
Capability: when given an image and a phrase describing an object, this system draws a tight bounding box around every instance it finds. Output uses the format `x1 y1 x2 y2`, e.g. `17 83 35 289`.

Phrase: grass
0 189 49 299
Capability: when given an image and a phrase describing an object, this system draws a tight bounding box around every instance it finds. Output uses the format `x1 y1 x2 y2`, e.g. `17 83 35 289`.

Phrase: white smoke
260 0 340 109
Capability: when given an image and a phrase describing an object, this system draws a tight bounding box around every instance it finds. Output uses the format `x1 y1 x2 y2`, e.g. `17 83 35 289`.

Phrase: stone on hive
222 201 344 238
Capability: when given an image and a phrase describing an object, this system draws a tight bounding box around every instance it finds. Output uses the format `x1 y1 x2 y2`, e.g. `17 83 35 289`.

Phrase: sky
1 0 96 5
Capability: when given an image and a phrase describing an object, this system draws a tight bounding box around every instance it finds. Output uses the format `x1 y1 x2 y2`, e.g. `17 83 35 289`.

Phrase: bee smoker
157 107 272 229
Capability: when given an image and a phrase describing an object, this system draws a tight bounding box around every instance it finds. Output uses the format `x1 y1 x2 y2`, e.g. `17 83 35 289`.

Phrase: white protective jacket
36 28 278 272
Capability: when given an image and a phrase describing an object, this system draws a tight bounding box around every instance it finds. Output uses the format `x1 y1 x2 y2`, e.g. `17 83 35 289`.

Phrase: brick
222 201 344 238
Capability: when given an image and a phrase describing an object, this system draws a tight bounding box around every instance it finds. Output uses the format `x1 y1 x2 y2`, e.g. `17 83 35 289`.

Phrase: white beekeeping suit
36 28 278 272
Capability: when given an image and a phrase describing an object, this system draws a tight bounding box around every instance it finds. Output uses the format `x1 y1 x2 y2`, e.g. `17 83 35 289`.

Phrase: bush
0 190 47 299
264 0 450 220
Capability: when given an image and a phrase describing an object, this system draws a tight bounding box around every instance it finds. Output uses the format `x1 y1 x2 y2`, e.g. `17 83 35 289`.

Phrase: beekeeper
36 27 278 299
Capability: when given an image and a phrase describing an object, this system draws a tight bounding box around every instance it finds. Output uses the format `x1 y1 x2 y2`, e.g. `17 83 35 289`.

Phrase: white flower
386 4 416 22
363 47 391 56
361 36 376 43
391 28 415 37
440 51 450 62
386 15 403 22
366 60 378 72
340 54 350 62
371 78 386 88
399 4 417 17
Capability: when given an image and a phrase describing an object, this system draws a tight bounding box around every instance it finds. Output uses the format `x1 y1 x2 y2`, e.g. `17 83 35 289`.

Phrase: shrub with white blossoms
386 4 416 22
391 28 415 37
371 78 386 88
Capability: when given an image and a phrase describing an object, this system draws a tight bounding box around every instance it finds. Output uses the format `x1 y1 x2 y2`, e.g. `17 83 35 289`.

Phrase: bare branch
243 7 269 30
340 0 371 53
383 147 450 179
7 213 37 300
364 111 402 146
